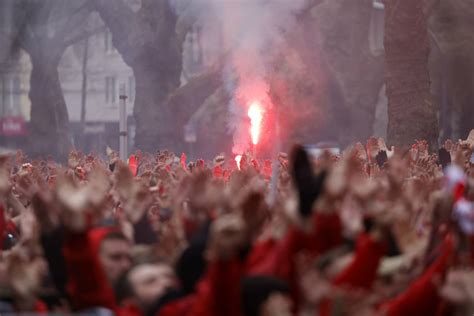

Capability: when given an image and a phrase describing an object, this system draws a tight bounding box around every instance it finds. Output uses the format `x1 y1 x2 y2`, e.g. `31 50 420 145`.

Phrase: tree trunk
447 53 474 140
334 0 384 144
92 0 183 152
29 53 71 159
132 62 179 152
93 0 227 153
429 0 474 140
459 92 474 139
309 0 384 145
384 0 439 148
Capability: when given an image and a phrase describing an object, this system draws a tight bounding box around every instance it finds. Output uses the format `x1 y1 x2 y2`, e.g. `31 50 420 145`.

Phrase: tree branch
168 67 222 125
92 0 137 64
19 18 39 54
187 85 229 126
61 25 106 49
93 0 136 41
54 0 94 44
25 0 54 39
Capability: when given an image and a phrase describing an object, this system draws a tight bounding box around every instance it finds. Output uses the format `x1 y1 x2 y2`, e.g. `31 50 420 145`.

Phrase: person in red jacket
91 229 133 285
318 222 387 316
377 233 455 316
243 145 343 315
63 226 124 312
62 211 252 316
114 260 178 315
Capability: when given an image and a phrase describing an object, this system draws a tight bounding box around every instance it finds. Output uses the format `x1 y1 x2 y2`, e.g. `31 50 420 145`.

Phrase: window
104 30 115 53
0 74 21 116
128 76 135 103
105 76 116 104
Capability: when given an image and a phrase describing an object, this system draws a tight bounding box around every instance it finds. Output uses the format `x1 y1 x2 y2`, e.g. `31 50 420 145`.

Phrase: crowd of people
1 131 474 316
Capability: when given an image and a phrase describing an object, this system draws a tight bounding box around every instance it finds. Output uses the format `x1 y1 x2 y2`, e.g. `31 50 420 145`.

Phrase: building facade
0 49 30 149
59 29 135 154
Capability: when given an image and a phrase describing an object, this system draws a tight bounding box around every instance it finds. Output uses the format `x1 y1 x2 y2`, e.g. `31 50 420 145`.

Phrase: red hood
87 226 119 256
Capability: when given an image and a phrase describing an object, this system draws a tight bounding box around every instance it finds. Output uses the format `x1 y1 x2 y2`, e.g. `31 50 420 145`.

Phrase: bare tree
384 0 438 147
1 0 102 159
312 0 385 144
93 0 221 153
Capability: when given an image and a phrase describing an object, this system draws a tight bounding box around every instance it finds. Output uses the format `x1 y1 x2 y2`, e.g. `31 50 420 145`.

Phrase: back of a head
241 276 289 316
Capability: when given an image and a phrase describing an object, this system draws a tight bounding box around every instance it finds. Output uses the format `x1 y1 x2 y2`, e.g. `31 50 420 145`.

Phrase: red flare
248 101 264 145
235 155 242 170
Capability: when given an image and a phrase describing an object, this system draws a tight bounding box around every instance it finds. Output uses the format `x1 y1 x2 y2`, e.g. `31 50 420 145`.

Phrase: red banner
0 117 27 136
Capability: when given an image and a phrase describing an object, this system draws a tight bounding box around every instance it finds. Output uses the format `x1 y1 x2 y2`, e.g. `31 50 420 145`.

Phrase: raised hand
291 145 327 217
31 190 60 234
296 253 332 306
465 130 474 148
206 214 246 261
0 164 11 200
440 269 474 313
352 142 368 162
367 137 381 163
6 247 44 305
114 162 152 224
237 178 269 241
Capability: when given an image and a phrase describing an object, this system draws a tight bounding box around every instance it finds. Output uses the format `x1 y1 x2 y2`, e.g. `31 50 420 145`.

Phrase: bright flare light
248 102 264 145
235 155 242 170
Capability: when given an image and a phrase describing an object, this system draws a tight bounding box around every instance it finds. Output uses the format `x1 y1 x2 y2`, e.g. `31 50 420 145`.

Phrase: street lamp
119 84 128 161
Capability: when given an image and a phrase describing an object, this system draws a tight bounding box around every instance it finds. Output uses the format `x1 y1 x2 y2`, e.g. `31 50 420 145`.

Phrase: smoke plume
172 0 311 154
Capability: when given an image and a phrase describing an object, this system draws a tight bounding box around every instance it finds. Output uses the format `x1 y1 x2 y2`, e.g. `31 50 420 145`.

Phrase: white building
0 49 31 148
59 28 135 153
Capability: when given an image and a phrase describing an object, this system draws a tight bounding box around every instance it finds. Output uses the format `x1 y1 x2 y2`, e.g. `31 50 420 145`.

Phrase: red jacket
156 259 243 316
246 212 343 313
62 228 120 312
319 232 386 316
333 233 386 290
186 259 243 316
377 234 455 316
246 212 343 278
156 296 195 316
63 226 244 316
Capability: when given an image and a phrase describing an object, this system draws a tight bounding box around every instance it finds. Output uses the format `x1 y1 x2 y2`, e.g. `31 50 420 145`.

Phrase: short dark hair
99 231 130 252
102 231 129 243
113 261 173 307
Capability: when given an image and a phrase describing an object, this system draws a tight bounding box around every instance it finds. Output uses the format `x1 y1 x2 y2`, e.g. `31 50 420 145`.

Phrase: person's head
97 230 132 284
115 262 176 311
241 276 292 316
